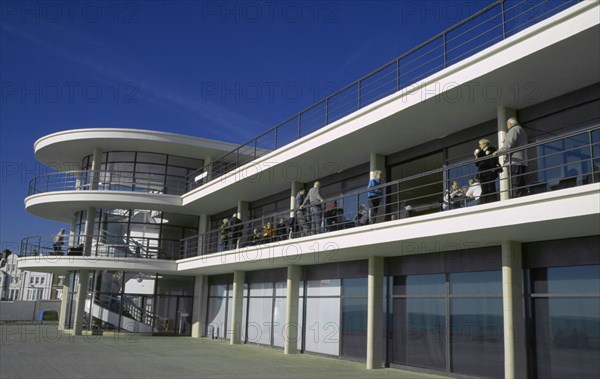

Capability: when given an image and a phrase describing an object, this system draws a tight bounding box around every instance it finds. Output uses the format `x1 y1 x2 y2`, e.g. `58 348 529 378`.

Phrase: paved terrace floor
1 324 450 379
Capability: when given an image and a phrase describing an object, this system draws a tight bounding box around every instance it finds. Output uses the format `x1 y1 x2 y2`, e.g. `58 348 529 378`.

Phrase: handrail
182 123 599 258
19 233 180 260
28 169 189 196
186 0 582 190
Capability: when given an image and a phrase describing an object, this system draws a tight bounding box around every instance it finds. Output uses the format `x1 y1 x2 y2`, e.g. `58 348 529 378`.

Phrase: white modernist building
18 1 600 378
1 254 57 302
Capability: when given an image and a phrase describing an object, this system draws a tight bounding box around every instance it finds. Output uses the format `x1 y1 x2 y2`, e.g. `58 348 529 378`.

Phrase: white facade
17 2 600 378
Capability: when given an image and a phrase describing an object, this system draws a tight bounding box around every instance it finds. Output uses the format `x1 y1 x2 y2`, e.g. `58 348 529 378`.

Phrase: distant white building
0 254 59 301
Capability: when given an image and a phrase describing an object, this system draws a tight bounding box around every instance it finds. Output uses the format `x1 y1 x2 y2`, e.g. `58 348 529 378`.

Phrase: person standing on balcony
295 187 309 237
52 228 65 255
495 117 529 198
228 213 243 249
219 218 230 251
367 170 383 224
474 138 500 204
301 181 324 235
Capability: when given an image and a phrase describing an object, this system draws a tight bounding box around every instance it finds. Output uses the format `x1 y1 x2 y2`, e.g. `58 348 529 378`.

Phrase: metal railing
28 170 189 196
185 0 582 190
181 123 600 258
21 124 599 261
20 232 180 260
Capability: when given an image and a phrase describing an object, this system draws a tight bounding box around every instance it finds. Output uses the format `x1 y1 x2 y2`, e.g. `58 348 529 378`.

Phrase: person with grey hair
495 117 529 198
53 228 65 255
301 181 324 234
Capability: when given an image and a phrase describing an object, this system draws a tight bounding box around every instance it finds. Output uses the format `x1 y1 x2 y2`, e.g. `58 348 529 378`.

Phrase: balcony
28 169 188 196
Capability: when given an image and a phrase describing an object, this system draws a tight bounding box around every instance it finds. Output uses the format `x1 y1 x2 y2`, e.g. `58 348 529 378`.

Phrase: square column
367 256 384 369
58 273 70 330
230 270 245 344
497 107 517 201
82 207 96 257
191 275 207 338
72 270 90 335
284 265 301 354
502 241 527 379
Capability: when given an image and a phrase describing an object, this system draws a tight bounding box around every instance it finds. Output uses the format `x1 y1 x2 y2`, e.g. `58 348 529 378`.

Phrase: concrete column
367 256 384 369
90 147 103 190
497 107 516 201
72 270 90 335
502 241 527 379
68 214 77 249
58 273 70 330
196 214 209 256
82 207 96 257
191 274 207 338
284 265 301 354
236 201 249 249
204 156 213 182
369 153 386 181
290 181 302 217
230 270 245 344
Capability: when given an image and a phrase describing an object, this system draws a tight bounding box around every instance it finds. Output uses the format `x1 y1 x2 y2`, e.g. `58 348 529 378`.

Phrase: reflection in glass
393 298 446 369
450 298 504 378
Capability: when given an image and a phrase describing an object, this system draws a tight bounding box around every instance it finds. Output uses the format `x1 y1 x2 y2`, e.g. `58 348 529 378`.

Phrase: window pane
343 277 367 297
247 297 273 345
341 298 367 360
306 279 341 296
304 297 340 356
392 298 445 369
272 297 287 347
533 297 600 379
450 298 504 378
394 274 445 296
249 282 273 297
206 297 228 339
532 265 600 294
450 271 502 295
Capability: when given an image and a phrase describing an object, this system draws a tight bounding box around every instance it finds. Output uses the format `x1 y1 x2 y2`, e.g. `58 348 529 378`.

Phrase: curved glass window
81 151 203 195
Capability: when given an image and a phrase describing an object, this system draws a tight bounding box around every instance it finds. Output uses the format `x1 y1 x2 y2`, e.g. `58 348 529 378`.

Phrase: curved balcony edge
25 191 184 223
17 255 178 275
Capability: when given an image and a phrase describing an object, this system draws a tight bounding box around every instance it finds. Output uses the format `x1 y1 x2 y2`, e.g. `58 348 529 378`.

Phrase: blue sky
1 0 494 252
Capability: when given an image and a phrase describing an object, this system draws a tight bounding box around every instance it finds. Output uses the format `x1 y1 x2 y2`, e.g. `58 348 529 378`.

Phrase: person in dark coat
475 138 500 204
228 213 243 249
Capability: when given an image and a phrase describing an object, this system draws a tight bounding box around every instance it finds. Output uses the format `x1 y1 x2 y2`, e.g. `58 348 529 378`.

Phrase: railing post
501 0 507 39
443 33 447 68
325 98 329 125
297 114 302 139
589 130 596 183
358 80 362 109
274 128 278 149
396 59 400 92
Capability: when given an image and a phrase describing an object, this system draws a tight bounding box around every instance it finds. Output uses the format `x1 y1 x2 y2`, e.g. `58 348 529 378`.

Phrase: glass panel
533 297 600 379
168 155 203 169
119 295 154 333
209 284 227 297
137 152 166 164
343 277 367 298
275 281 287 297
306 279 341 296
106 152 134 162
249 282 273 297
247 297 273 345
394 274 445 296
341 298 367 360
272 297 287 347
534 266 600 294
450 271 502 295
206 297 228 339
177 297 192 336
304 297 340 356
154 295 177 335
392 298 445 369
450 298 504 378
156 276 194 296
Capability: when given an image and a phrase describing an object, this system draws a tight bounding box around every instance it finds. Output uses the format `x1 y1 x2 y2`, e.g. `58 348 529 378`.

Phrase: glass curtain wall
391 269 504 378
82 151 203 195
528 265 600 379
